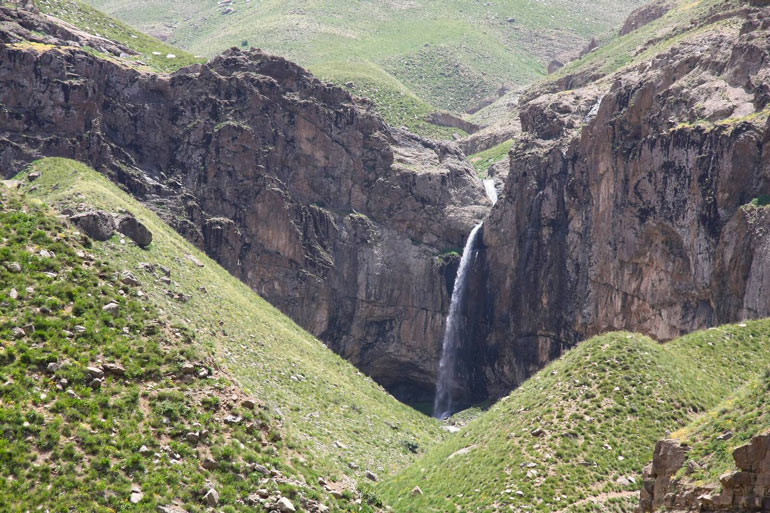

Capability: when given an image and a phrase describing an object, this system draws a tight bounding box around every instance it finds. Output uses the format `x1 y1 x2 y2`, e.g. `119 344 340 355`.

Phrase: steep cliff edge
0 5 489 403
464 0 770 401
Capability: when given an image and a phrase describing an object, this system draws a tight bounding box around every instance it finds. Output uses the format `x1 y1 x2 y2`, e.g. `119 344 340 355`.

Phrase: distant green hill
2 157 445 511
78 0 646 136
377 325 770 513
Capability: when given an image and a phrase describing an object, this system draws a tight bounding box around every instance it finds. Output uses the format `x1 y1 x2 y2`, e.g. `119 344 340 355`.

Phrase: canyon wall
461 1 770 402
0 6 489 402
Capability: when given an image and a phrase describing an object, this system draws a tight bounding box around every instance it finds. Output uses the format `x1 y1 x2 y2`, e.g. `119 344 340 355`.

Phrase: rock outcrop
0 6 488 402
619 1 673 36
458 1 770 402
638 434 770 512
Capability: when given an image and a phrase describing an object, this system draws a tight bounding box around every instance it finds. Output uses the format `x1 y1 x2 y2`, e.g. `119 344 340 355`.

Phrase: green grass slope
0 185 350 512
470 0 744 132
10 158 446 500
82 0 646 135
469 140 514 177
671 368 770 487
33 0 202 72
378 325 770 513
547 0 733 83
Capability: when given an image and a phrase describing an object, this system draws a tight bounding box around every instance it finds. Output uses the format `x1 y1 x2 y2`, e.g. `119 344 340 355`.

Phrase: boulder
276 497 296 513
117 215 152 248
102 302 119 315
69 211 116 241
733 434 770 472
547 59 564 74
87 366 105 379
201 457 217 470
102 362 126 376
121 271 140 286
203 488 219 506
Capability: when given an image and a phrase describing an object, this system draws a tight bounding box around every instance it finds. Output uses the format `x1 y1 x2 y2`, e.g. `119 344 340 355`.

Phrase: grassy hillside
0 184 343 512
82 0 646 136
671 368 770 486
467 0 746 134
34 0 202 72
377 325 770 513
7 158 446 506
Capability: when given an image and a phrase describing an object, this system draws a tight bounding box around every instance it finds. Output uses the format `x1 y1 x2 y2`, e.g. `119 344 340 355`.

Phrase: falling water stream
433 180 498 419
483 179 498 205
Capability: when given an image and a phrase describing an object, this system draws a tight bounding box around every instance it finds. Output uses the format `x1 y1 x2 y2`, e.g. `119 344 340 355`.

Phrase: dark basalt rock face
459 2 770 402
0 6 489 403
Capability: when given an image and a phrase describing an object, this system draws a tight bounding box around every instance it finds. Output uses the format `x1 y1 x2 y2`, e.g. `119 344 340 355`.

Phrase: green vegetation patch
378 322 770 513
84 0 646 137
0 188 307 512
749 195 770 208
469 139 514 177
673 369 770 486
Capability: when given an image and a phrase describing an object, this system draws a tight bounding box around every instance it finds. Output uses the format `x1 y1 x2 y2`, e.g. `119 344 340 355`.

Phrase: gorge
4 0 770 512
3 0 770 412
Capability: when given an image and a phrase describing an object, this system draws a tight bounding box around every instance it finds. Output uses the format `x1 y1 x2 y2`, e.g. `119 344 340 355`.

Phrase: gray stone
276 497 296 513
203 488 219 506
69 211 116 241
102 362 126 376
117 215 152 248
87 366 105 379
121 271 140 286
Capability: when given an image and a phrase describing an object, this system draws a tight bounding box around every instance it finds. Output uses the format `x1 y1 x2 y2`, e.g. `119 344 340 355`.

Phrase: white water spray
433 222 483 419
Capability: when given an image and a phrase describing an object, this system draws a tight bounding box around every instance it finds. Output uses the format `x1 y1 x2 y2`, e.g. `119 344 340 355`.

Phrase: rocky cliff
0 5 489 403
458 0 770 403
639 435 770 512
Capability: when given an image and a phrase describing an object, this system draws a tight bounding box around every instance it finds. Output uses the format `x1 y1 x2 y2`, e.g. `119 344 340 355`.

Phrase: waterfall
433 222 483 419
483 179 498 205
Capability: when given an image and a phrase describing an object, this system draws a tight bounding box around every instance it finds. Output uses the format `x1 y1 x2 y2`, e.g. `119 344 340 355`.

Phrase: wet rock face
0 7 488 402
466 4 770 400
